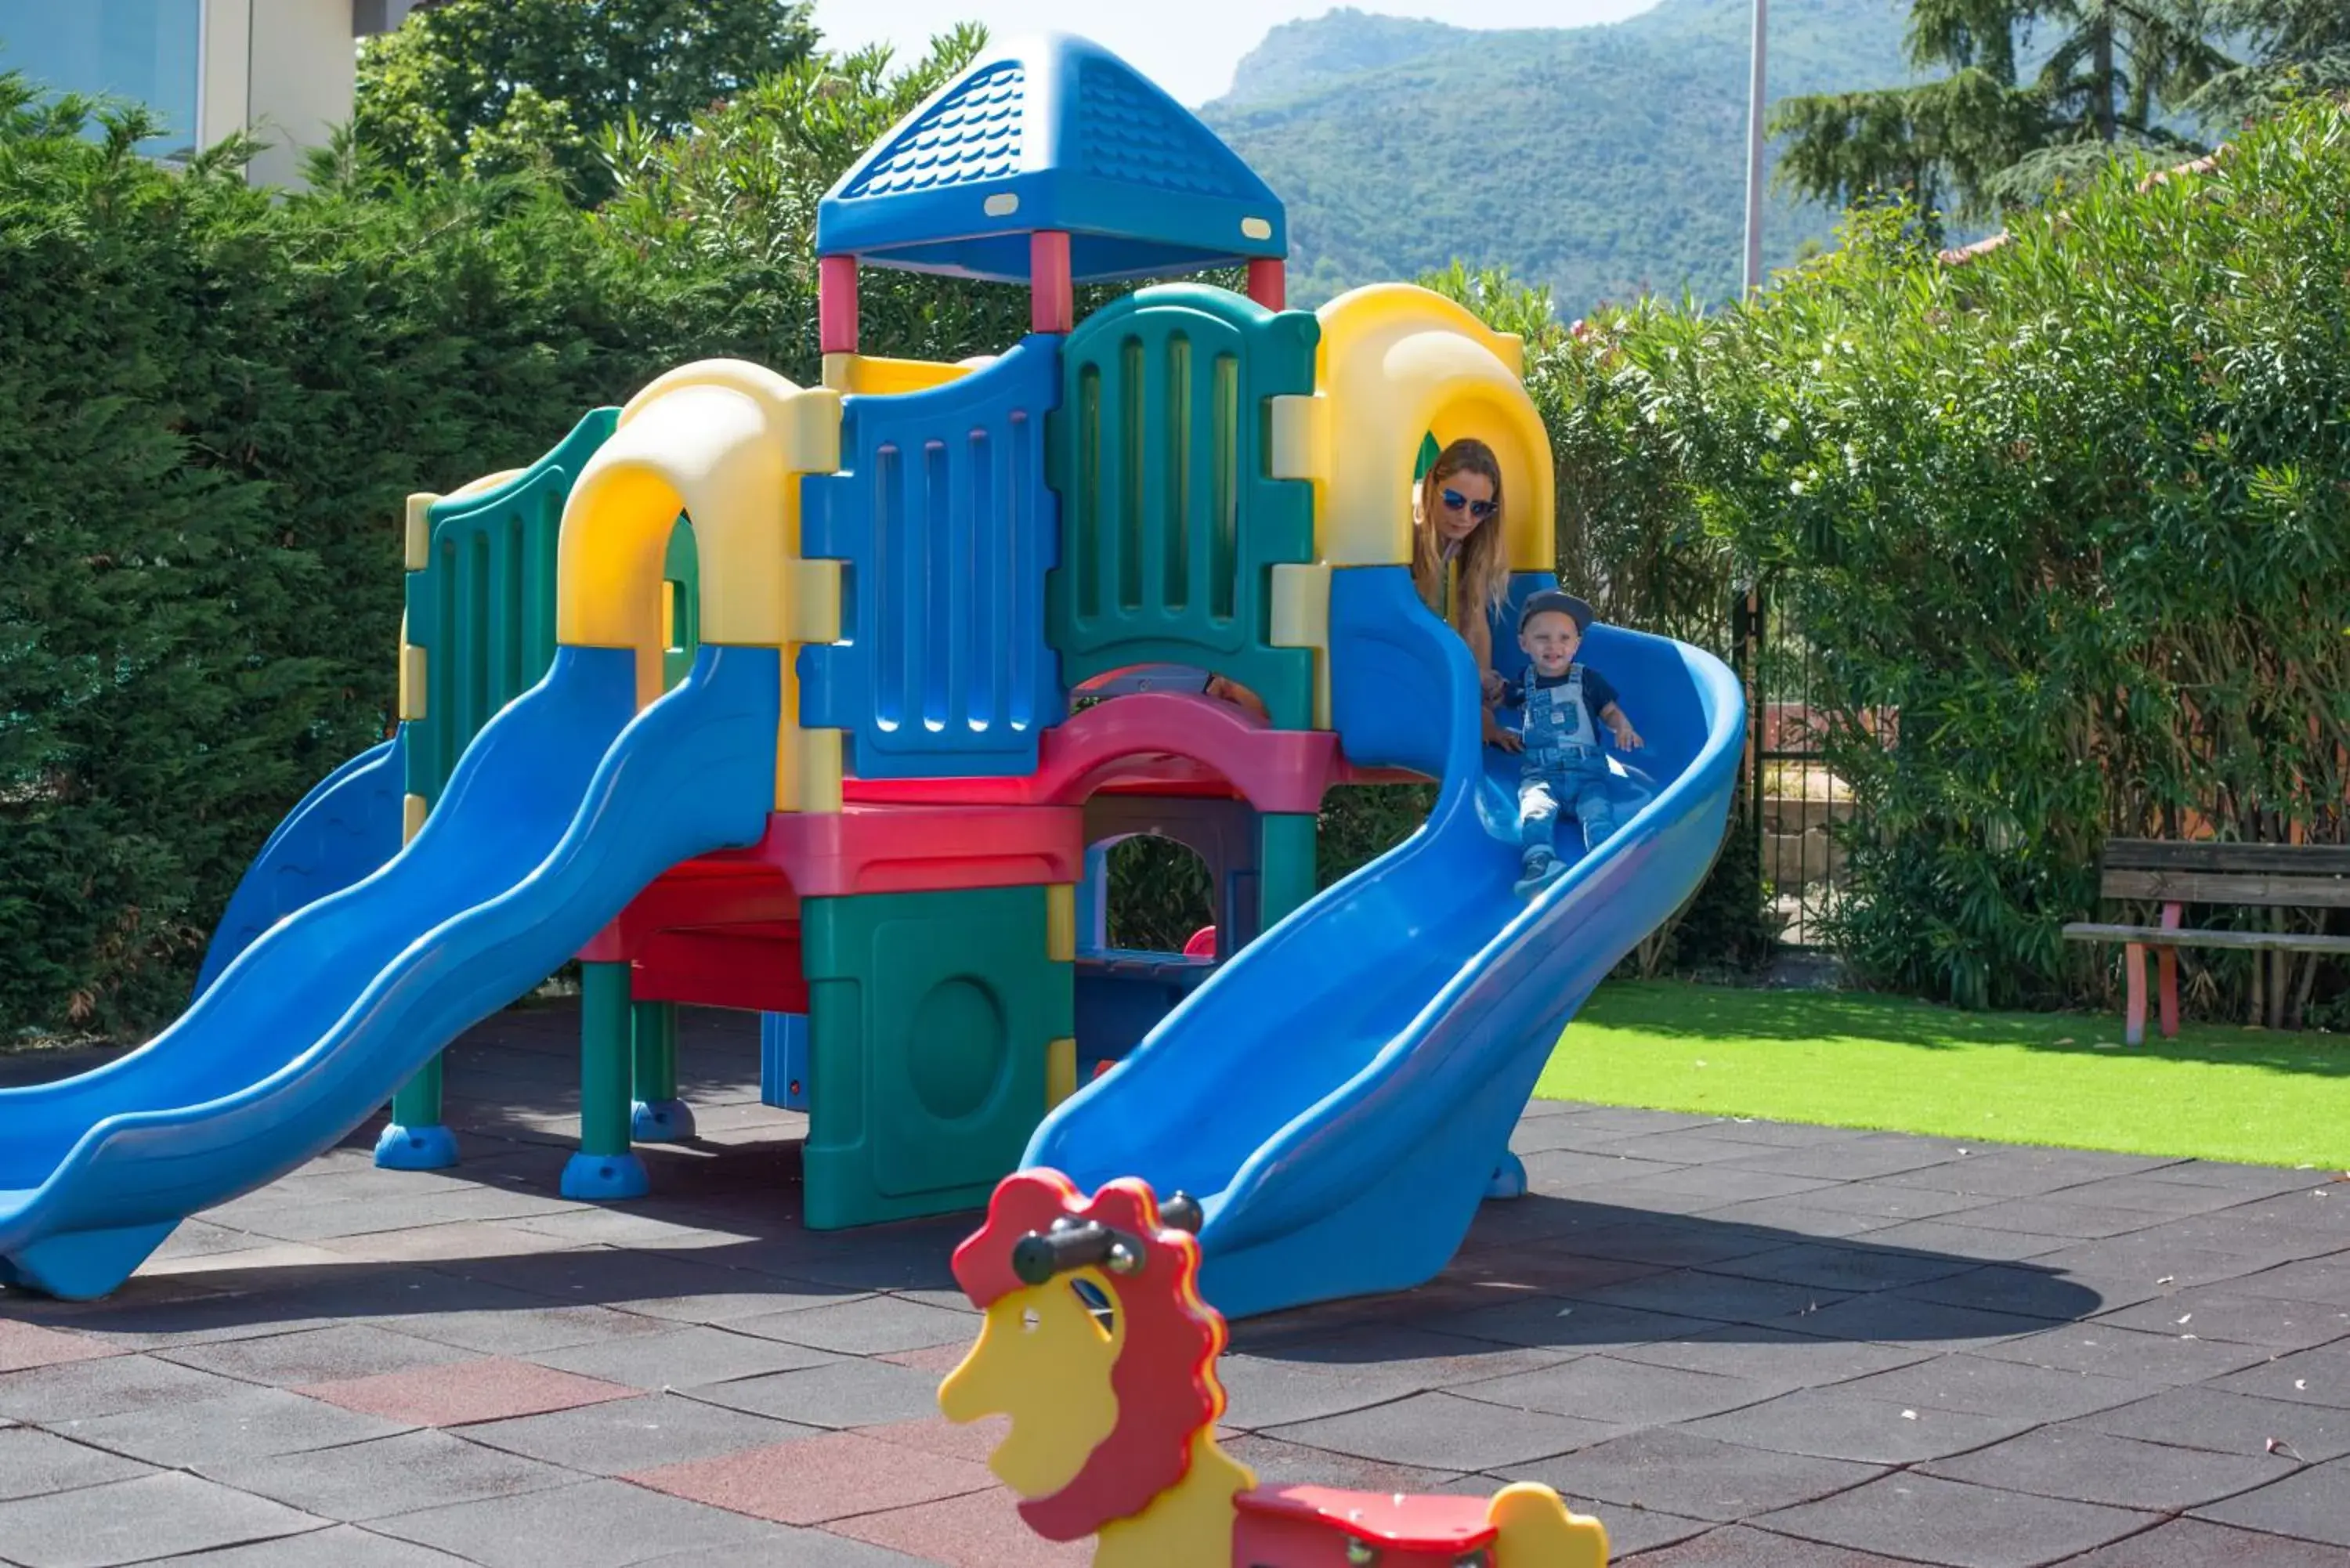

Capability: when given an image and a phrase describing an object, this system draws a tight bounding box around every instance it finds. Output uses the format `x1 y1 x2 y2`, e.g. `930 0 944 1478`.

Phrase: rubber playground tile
1502 1428 1886 1524
1830 1353 2160 1422
1263 1389 1615 1472
1728 1181 2001 1222
1557 1219 1806 1270
0 1321 121 1375
635 1535 935 1568
1455 1353 1781 1427
524 1323 837 1389
156 1323 473 1386
1215 1431 1474 1498
851 1414 1010 1468
689 1356 959 1430
2194 1459 2350 1549
1690 1202 1907 1241
1875 1149 2183 1199
2079 1386 2350 1463
1711 1140 1972 1184
1621 1523 1938 1565
822 1485 1093 1568
2229 1255 2350 1306
2053 1518 2350 1566
1756 1472 2157 1568
1815 1220 2073 1266
726 1294 974 1356
1597 1166 1848 1205
0 1352 247 1423
1923 1423 2295 1512
1418 1292 1721 1352
2211 1344 2350 1408
376 1302 673 1357
372 1477 791 1568
1750 1292 2063 1349
136 1523 477 1567
1566 1269 1857 1328
298 1355 639 1427
317 1219 584 1269
877 1341 974 1376
1681 1387 2039 1466
197 1429 575 1523
1705 1245 1980 1295
1564 1131 1794 1167
1607 1326 1933 1389
461 1390 819 1476
623 1430 994 1526
2090 1286 2350 1349
0 1426 154 1502
1891 1263 2128 1323
1971 1323 2275 1386
1571 1505 1715 1558
1520 1149 1685 1191
49 1383 413 1467
0 1471 327 1568
1935 1198 2167 1241
2044 1172 2280 1216
2020 1234 2283 1297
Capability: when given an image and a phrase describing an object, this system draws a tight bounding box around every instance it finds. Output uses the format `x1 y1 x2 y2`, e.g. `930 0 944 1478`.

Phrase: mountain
1198 0 1924 314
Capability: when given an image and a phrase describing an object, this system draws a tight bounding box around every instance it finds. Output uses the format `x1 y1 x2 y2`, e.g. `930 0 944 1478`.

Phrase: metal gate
1733 581 1850 948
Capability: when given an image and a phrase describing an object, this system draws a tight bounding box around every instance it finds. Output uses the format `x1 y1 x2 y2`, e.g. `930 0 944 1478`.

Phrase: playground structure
0 34 1744 1312
942 1168 1612 1566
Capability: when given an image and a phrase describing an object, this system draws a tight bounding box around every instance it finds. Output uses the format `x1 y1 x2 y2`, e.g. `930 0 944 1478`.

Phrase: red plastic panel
631 923 810 1013
580 862 796 963
1233 1484 1495 1564
751 803 1084 896
846 692 1346 814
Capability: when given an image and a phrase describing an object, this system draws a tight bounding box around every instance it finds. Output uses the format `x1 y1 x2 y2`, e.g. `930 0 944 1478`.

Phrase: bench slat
2100 869 2350 908
2102 840 2350 876
2062 922 2350 953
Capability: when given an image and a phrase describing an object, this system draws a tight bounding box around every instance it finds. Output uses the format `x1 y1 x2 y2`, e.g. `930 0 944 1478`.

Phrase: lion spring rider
940 1171 1611 1567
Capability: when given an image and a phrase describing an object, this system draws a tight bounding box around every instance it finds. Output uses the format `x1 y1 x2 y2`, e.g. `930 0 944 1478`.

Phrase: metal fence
1733 582 1850 948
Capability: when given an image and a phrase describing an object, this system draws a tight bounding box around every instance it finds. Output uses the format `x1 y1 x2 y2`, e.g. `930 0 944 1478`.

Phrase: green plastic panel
403 409 701 806
801 886 1074 1229
1048 284 1320 729
1260 811 1318 930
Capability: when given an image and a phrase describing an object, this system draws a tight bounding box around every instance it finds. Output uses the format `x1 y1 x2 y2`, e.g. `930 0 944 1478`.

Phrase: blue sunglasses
1441 487 1498 521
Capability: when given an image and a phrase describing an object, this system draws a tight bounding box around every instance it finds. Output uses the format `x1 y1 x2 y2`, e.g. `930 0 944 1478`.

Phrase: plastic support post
2157 901 2182 1039
565 961 650 1199
1030 230 1074 334
1486 1151 1528 1200
1246 257 1286 311
376 1056 458 1170
631 998 696 1143
819 254 859 355
1260 812 1318 930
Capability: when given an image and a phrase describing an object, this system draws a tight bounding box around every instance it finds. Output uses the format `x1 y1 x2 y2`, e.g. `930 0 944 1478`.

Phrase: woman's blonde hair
1414 437 1510 631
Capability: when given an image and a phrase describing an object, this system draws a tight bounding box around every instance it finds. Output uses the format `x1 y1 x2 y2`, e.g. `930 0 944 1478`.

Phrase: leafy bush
1581 100 2350 1016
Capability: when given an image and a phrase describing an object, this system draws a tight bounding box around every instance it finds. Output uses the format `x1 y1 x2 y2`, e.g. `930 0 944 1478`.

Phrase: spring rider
940 1170 1611 1566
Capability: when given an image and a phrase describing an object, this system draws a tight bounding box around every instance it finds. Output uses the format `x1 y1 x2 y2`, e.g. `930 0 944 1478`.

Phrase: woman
1412 438 1518 750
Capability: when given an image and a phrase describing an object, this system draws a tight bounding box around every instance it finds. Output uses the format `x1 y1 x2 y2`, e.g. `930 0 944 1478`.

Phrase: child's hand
1612 719 1643 750
1484 714 1524 753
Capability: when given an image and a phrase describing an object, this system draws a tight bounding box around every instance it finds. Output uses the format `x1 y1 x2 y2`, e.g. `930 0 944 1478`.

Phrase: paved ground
5 1004 2350 1567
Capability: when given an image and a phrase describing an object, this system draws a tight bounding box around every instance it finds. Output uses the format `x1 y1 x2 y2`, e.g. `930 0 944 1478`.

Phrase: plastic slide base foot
561 1151 651 1201
0 1219 177 1301
1485 1151 1529 1201
374 1122 460 1171
631 1098 698 1143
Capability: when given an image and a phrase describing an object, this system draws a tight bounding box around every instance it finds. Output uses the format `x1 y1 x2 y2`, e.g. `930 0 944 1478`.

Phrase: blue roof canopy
817 34 1286 285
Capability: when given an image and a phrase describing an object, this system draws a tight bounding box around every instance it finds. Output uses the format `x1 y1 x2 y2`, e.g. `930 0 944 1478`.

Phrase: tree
354 0 819 200
1770 0 2235 228
2190 0 2350 122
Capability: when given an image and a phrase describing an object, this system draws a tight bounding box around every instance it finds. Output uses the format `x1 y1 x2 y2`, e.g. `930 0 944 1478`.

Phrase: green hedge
1567 100 2350 1018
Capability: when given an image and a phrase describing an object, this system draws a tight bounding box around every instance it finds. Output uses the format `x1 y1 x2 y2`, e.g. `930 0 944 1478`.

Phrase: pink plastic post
1246 258 1286 311
2124 940 2147 1045
1031 231 1074 334
1184 926 1218 959
819 255 859 355
2157 901 2182 1038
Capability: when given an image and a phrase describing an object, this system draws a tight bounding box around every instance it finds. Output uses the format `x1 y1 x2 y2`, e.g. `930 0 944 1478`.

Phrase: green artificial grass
1540 981 2350 1170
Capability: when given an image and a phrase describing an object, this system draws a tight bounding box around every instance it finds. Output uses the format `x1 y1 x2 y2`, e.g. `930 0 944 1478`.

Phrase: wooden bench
2063 840 2350 1042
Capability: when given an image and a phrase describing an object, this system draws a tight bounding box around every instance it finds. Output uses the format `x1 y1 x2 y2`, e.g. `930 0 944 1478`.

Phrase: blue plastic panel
760 1013 811 1111
800 338 1065 779
818 34 1285 284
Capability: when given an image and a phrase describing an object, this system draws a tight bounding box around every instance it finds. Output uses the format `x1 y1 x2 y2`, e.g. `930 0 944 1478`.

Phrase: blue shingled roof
817 34 1286 285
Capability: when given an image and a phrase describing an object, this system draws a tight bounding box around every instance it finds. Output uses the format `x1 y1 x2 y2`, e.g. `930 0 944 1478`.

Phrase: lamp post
1743 0 1768 294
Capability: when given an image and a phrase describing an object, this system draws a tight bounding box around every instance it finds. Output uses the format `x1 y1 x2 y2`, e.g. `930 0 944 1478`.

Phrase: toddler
1500 590 1643 898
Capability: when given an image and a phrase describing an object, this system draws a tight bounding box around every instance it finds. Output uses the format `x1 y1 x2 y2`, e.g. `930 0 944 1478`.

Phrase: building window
0 1 204 159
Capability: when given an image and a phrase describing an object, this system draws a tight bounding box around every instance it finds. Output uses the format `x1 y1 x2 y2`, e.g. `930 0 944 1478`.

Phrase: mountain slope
1201 0 1921 313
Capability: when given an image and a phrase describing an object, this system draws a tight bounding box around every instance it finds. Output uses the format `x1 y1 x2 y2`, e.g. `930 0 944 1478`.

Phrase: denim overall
1520 667 1620 856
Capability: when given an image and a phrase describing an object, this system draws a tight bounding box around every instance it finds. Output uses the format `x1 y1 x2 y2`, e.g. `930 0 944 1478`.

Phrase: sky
808 1 1661 107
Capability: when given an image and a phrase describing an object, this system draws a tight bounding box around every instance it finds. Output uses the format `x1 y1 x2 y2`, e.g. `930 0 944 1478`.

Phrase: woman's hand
1480 668 1509 704
1484 714 1524 753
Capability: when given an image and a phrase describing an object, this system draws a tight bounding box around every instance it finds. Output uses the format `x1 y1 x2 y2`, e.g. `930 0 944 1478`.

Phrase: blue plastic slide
193 735 408 999
1026 569 1746 1319
0 645 779 1299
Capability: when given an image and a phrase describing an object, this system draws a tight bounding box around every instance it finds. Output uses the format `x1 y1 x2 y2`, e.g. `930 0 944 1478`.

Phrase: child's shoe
1513 847 1567 900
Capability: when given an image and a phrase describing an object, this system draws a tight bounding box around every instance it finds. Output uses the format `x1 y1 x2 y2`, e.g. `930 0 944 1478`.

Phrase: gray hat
1518 589 1594 633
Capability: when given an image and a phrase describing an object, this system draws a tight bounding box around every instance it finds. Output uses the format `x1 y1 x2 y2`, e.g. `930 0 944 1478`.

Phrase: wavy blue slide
0 646 779 1299
193 735 409 999
1027 569 1746 1319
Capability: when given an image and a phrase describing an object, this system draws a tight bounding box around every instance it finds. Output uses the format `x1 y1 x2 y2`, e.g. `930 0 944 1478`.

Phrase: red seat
1233 1484 1496 1566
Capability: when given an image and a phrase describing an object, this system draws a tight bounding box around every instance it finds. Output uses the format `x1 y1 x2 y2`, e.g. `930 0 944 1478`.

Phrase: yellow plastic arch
1278 283 1555 573
555 356 845 811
